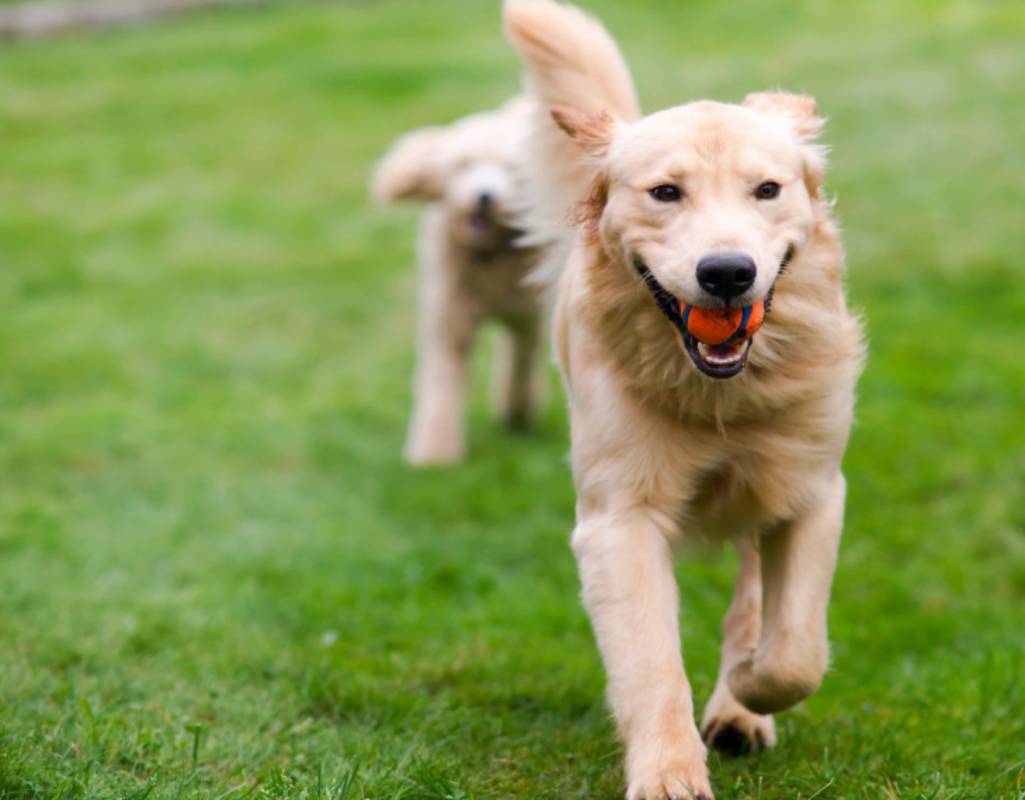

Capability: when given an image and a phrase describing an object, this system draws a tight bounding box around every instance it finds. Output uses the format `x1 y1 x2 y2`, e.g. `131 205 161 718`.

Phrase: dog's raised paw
727 651 824 715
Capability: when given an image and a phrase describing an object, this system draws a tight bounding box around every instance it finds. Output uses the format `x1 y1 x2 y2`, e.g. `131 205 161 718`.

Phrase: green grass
2 0 1025 797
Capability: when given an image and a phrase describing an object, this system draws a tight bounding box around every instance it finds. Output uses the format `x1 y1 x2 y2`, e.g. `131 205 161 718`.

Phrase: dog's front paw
626 728 713 800
403 432 465 466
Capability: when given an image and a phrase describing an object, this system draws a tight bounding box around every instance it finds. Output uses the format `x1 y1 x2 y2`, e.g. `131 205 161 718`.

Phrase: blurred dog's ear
371 127 447 203
550 105 617 159
743 91 825 142
744 91 828 196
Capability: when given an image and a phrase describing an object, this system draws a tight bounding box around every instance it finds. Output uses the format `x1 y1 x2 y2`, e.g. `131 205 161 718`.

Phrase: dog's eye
649 184 682 203
754 181 782 200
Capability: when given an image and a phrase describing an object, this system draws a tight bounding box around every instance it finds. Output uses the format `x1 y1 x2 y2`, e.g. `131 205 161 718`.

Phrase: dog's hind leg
491 313 544 430
700 537 776 756
728 472 845 715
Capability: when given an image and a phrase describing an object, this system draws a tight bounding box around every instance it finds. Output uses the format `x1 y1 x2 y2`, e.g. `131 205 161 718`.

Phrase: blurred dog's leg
573 510 713 800
491 314 544 430
728 472 845 714
701 538 776 756
404 284 476 466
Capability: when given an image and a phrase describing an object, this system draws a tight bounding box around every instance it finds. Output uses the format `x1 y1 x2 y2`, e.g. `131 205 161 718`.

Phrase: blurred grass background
1 0 1025 798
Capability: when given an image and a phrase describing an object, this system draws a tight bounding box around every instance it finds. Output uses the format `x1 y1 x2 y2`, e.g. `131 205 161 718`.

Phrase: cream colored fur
505 2 865 798
373 99 545 465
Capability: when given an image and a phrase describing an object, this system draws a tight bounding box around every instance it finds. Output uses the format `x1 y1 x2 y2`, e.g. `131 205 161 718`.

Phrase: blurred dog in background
373 98 545 465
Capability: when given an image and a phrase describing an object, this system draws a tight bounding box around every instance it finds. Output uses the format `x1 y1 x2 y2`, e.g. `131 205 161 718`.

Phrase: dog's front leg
573 509 713 800
728 471 846 714
403 291 476 466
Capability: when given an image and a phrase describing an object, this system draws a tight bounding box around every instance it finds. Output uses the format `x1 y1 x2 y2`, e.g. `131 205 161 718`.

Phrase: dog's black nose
696 253 757 300
477 192 493 210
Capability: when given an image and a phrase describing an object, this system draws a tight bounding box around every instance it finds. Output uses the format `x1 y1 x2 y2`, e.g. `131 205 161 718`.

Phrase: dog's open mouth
634 250 792 380
680 332 752 378
467 210 496 237
465 209 523 249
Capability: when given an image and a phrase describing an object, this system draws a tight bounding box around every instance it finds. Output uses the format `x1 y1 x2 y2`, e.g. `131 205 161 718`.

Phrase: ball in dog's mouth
678 301 765 379
632 258 774 380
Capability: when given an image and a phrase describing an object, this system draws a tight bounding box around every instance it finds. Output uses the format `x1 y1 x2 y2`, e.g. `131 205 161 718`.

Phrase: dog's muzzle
634 247 794 379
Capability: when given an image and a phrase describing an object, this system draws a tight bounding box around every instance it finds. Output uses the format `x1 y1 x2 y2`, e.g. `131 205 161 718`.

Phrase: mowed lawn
2 1 1025 798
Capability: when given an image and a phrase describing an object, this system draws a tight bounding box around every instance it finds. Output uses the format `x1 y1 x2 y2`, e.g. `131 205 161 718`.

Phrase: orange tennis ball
680 300 765 345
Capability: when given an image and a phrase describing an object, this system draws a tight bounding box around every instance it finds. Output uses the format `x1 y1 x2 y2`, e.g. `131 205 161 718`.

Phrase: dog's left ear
744 91 827 195
371 126 447 203
743 91 825 141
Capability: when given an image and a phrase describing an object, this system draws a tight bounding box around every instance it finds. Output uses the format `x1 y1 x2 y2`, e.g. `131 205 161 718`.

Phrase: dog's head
372 100 529 254
554 93 827 378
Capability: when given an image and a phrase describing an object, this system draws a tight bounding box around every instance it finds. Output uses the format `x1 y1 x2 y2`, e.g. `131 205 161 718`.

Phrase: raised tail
504 0 639 256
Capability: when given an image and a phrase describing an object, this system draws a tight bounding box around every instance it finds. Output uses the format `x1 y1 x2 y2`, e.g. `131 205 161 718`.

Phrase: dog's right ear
550 105 617 159
371 127 447 203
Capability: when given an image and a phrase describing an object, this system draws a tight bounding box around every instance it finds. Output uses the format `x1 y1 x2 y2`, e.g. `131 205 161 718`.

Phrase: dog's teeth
697 341 744 365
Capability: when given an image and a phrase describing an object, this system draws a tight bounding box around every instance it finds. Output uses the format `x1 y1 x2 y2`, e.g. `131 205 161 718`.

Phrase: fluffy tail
504 0 639 260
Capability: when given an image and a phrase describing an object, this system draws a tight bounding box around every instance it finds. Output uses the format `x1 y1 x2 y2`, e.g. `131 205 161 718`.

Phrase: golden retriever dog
504 1 865 797
373 99 545 465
